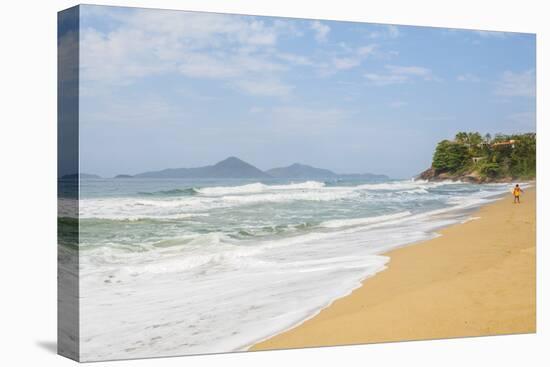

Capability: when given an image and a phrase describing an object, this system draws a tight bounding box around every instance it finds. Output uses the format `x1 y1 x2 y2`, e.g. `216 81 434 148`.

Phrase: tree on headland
428 132 535 181
455 132 469 145
453 132 483 156
467 132 482 147
433 140 469 173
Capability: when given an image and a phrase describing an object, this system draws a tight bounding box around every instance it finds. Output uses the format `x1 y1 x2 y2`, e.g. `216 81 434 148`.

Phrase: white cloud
318 44 377 73
178 53 241 79
275 42 376 75
112 10 280 46
310 20 330 42
178 50 287 79
364 73 408 86
81 8 388 96
357 44 377 56
276 52 312 66
80 9 298 97
333 57 361 70
386 65 433 77
457 73 481 82
368 25 400 39
495 69 535 98
80 28 172 83
364 65 438 85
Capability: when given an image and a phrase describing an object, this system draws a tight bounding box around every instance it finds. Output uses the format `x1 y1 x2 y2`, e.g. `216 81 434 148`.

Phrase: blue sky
76 5 536 178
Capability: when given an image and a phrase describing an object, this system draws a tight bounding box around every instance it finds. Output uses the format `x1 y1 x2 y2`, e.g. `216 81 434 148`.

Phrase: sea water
67 177 516 360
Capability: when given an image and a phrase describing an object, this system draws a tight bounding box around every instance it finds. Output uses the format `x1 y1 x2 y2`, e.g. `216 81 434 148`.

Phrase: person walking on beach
513 184 524 204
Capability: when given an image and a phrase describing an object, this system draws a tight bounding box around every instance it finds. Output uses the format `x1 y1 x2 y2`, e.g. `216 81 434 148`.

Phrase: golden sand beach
251 187 536 351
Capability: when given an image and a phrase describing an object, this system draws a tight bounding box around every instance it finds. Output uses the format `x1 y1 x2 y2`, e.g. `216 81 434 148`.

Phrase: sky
75 5 536 178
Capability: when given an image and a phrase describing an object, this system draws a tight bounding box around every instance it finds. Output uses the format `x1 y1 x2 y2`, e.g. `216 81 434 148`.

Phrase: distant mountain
266 163 388 180
60 173 101 179
266 163 337 179
132 157 388 180
135 157 271 179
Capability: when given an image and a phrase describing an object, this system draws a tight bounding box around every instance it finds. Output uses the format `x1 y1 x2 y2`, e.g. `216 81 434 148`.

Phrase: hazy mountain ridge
116 157 388 180
266 163 337 179
134 157 270 179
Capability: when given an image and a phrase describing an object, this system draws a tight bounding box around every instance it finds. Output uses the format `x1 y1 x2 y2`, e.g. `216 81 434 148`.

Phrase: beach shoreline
251 186 536 351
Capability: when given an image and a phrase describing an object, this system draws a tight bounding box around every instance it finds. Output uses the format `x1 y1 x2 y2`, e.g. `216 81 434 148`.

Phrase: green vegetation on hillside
431 132 536 180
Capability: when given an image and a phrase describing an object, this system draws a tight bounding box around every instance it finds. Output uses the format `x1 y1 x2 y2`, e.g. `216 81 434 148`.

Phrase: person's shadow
36 340 57 354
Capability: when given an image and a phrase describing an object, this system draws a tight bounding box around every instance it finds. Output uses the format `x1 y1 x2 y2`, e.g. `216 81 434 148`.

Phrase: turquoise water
70 178 514 360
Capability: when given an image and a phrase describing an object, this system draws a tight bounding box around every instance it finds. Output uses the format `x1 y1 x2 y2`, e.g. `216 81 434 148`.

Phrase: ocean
63 177 516 360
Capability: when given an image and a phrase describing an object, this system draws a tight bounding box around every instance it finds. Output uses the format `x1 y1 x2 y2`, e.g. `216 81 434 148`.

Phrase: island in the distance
115 156 388 180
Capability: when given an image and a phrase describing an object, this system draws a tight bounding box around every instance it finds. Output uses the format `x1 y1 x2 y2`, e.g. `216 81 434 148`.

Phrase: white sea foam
78 203 455 360
356 179 455 191
197 180 325 196
77 178 514 360
80 183 356 220
319 211 412 229
80 179 447 221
